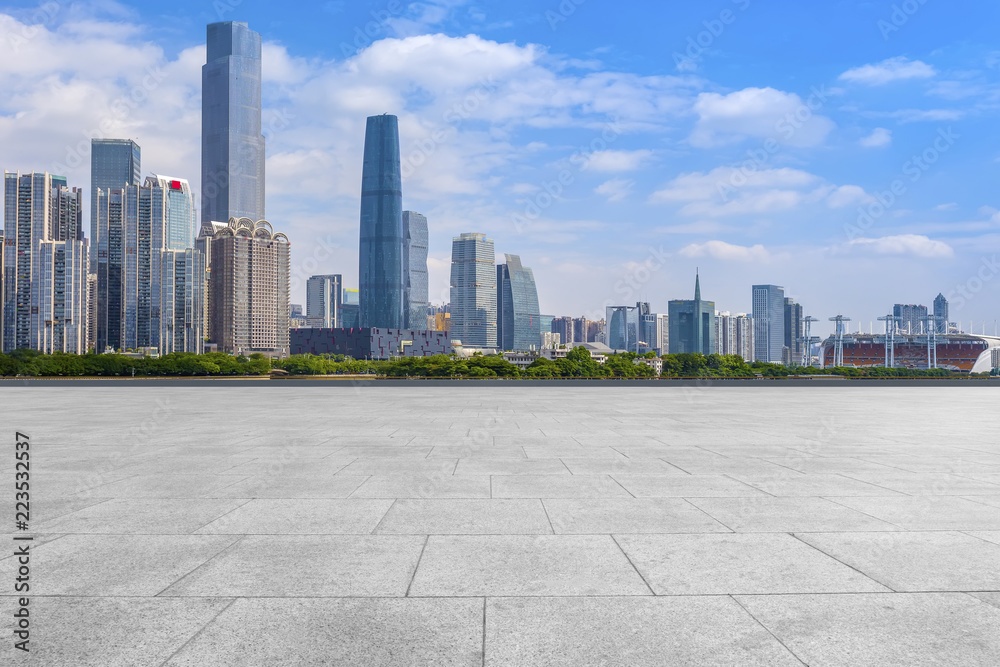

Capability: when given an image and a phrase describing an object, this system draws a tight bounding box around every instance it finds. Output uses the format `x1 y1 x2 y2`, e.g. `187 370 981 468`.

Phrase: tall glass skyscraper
306 274 343 328
359 114 405 329
403 211 428 329
90 139 140 270
148 175 197 250
497 254 541 351
752 284 785 363
450 233 496 347
933 293 949 333
202 21 265 224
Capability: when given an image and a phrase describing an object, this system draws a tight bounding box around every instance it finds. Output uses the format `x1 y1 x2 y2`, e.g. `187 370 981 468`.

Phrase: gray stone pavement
3 384 1000 665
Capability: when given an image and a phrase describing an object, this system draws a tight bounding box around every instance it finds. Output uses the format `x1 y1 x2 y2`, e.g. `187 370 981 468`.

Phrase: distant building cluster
2 21 997 376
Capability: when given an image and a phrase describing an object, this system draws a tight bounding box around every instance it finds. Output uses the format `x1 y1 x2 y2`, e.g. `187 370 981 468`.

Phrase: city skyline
1 3 999 336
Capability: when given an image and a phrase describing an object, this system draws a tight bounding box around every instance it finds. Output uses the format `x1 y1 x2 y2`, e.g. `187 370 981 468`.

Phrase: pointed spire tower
694 268 701 302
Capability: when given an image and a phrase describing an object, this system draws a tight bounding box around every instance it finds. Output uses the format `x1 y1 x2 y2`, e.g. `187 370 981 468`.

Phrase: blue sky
2 0 1000 335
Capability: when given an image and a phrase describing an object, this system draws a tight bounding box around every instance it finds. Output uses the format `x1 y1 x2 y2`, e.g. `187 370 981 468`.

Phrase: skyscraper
933 293 949 334
159 249 205 354
359 114 405 329
3 172 89 353
893 303 928 335
90 139 140 271
496 254 541 351
752 284 785 363
306 274 343 328
206 218 289 356
604 303 651 353
403 211 428 329
148 175 197 250
668 274 715 355
450 233 496 347
784 297 803 365
202 21 265 224
52 185 84 242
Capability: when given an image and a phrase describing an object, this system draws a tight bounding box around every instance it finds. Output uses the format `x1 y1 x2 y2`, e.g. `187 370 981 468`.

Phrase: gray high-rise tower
752 284 785 363
201 21 265 224
359 114 405 329
90 139 140 271
451 233 497 348
403 211 428 329
497 254 541 351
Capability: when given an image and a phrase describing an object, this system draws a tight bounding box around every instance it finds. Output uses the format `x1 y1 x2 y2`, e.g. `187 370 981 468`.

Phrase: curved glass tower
497 254 541 351
202 22 265 224
359 114 405 329
403 211 428 329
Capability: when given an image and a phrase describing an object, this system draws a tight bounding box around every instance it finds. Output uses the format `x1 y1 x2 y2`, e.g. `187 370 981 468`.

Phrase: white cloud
580 149 653 172
839 57 936 86
689 87 835 148
827 185 871 208
845 235 953 258
680 241 772 262
860 127 892 148
650 167 839 217
594 178 633 202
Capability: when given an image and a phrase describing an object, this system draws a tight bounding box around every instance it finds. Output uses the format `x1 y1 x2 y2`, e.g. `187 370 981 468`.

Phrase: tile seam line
729 594 809 667
151 534 249 597
370 498 399 534
680 497 736 533
610 534 657 596
788 532 896 593
820 496 909 531
156 596 240 666
404 535 431 597
187 497 257 534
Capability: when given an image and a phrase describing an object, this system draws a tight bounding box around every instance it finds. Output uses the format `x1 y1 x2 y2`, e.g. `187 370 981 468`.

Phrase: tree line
0 347 977 378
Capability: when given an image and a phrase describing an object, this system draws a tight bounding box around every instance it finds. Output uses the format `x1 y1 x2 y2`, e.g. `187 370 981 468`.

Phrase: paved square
3 383 1000 665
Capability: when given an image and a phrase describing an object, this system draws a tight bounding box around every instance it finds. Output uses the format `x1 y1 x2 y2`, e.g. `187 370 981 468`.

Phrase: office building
52 184 84 242
668 274 715 355
34 239 89 354
3 173 85 352
206 218 289 357
715 311 754 361
148 175 197 250
605 303 651 353
202 21 265 224
552 316 574 346
359 114 405 328
291 327 451 359
87 273 97 352
639 307 661 353
159 248 205 354
306 274 343 329
340 288 360 327
784 297 803 366
933 294 949 333
450 232 496 347
893 303 929 335
403 211 428 329
2 172 90 353
90 139 140 271
752 284 785 363
497 254 541 351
